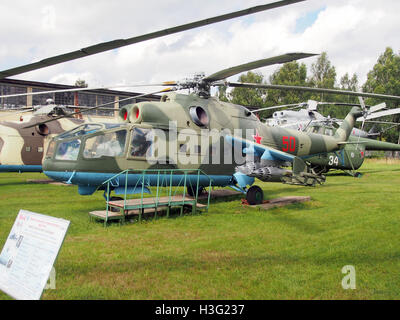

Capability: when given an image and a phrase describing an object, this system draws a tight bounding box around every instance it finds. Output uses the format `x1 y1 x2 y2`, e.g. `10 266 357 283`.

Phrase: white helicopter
257 98 400 139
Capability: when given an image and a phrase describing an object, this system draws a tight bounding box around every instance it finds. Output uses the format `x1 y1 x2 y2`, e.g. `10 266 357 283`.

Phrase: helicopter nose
0 136 4 161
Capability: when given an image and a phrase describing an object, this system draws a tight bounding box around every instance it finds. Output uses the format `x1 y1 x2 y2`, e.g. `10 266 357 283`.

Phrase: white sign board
0 210 70 300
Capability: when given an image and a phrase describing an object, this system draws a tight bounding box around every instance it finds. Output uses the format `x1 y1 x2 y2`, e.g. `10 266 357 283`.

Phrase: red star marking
253 130 263 144
361 151 364 158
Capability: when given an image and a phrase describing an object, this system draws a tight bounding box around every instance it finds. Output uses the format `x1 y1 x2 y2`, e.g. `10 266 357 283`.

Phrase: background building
0 78 159 116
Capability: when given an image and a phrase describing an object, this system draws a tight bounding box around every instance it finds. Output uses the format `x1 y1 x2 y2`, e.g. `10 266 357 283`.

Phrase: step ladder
89 169 213 226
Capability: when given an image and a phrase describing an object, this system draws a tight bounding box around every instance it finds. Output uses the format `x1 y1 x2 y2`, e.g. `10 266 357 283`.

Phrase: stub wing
224 134 295 162
225 134 325 188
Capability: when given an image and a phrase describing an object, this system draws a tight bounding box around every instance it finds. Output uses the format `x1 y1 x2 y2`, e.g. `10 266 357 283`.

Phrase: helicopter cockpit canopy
306 122 339 136
46 122 154 162
56 123 123 140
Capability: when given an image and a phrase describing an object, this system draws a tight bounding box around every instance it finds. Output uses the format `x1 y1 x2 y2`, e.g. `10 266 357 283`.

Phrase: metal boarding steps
89 169 213 226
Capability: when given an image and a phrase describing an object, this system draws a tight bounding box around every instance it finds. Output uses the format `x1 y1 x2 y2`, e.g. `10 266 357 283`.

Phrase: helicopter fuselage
42 93 356 195
304 124 400 173
0 115 84 172
0 112 118 173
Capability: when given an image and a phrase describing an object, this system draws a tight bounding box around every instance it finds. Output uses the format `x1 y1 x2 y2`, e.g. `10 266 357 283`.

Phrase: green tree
307 52 337 105
363 47 400 143
308 52 337 89
306 52 345 117
229 71 266 109
326 72 361 119
340 72 359 91
265 61 310 113
217 84 229 102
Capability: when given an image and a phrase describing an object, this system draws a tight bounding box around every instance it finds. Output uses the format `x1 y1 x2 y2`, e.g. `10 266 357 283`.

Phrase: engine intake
118 104 142 123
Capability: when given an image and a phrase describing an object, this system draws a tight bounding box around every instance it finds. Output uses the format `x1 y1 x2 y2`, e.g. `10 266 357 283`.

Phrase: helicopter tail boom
334 107 364 143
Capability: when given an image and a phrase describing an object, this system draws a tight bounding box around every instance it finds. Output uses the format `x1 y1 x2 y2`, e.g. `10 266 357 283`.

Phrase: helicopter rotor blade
22 87 175 129
369 102 387 113
251 102 306 113
64 105 119 111
158 52 317 90
358 96 366 111
161 81 178 86
357 108 400 122
0 83 166 99
306 99 318 111
204 52 316 82
358 97 368 133
364 120 400 126
1 105 120 118
0 0 306 79
0 107 34 114
221 83 400 101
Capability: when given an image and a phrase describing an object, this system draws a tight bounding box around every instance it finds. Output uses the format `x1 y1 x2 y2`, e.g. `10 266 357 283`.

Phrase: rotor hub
176 73 211 97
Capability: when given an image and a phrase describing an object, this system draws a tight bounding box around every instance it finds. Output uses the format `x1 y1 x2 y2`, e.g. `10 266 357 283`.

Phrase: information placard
0 210 70 300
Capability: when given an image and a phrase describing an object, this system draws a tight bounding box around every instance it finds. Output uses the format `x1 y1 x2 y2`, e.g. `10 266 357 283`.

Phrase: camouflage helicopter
39 57 400 204
2 0 400 204
0 96 122 173
255 99 400 176
258 99 400 138
303 101 400 176
301 122 400 176
0 0 311 176
0 75 170 173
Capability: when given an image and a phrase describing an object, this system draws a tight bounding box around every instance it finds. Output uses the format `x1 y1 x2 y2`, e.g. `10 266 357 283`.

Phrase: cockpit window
83 130 127 158
55 139 81 161
309 125 335 136
130 128 153 158
58 124 103 140
309 126 322 134
45 140 56 159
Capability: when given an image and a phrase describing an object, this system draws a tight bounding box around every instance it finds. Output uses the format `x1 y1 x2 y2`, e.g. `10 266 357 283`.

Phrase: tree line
218 47 400 143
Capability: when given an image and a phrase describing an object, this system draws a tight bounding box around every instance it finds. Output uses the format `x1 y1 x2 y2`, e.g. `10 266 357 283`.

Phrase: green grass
0 159 399 300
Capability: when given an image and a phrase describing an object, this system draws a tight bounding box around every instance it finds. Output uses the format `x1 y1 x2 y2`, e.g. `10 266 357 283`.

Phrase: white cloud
0 0 399 93
41 5 57 31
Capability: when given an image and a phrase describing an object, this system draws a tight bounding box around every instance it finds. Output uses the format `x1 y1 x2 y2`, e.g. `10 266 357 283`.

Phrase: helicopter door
83 129 127 159
127 127 154 161
177 131 205 169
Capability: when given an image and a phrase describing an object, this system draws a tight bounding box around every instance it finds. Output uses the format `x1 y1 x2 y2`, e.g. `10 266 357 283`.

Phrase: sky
0 0 399 94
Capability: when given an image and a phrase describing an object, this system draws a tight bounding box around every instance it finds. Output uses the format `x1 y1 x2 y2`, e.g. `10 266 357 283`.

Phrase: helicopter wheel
354 172 363 178
187 185 204 197
246 186 264 205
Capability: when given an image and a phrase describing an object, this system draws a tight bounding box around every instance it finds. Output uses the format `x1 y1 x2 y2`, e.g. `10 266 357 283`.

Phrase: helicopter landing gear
187 185 204 197
281 172 326 186
311 165 329 175
246 185 264 205
345 170 363 178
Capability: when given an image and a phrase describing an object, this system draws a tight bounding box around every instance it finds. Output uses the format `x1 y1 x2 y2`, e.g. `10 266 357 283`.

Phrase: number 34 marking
328 155 339 166
282 136 296 152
